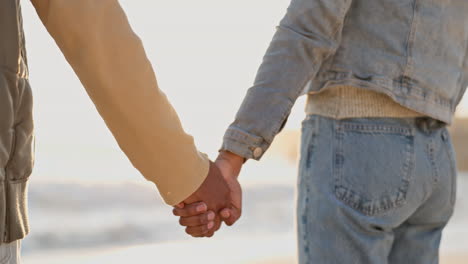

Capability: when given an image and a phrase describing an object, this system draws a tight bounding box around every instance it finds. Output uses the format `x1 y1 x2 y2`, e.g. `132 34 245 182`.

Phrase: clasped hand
172 151 244 237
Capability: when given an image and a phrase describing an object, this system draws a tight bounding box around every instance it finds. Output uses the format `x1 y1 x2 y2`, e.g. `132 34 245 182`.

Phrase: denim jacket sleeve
221 0 353 160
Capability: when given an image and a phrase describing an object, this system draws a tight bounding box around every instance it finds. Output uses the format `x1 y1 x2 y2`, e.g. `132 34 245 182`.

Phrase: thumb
220 208 231 219
221 208 241 226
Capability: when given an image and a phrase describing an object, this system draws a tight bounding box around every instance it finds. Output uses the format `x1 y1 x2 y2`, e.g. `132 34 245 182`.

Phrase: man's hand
173 152 244 237
173 202 218 237
215 151 244 226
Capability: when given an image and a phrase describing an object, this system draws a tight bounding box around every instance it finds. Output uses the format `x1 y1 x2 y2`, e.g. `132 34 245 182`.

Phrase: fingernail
196 204 206 212
207 222 214 229
221 210 230 218
207 212 215 220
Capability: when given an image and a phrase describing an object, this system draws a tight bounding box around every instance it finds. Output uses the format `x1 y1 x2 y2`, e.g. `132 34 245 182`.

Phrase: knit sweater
306 85 425 118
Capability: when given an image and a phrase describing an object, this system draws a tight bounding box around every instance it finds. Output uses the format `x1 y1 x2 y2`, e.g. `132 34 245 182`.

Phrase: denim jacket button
253 147 263 159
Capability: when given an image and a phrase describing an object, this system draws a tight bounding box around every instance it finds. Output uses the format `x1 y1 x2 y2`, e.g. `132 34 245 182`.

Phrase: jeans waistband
415 117 446 134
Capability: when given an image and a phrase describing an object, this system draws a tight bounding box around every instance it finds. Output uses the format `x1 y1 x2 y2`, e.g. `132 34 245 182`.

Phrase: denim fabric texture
297 115 457 264
221 0 468 160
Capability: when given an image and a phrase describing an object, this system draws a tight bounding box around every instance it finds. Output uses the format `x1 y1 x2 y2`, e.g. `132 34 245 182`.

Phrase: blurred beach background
20 0 468 263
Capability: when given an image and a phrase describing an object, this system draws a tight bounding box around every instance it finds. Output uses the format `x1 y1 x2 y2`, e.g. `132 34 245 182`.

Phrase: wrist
218 150 245 164
216 151 244 178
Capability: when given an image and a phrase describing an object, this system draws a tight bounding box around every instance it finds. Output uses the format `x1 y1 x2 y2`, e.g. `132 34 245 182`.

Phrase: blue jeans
297 115 457 264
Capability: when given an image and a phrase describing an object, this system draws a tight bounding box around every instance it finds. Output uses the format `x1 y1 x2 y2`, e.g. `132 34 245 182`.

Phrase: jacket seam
328 0 352 51
401 0 418 82
225 126 264 144
267 99 295 143
223 136 258 149
326 77 451 107
333 0 353 39
328 1 353 67
455 45 468 107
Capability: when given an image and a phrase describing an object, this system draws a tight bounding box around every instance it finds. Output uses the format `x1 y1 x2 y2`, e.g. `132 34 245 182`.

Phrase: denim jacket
221 0 468 160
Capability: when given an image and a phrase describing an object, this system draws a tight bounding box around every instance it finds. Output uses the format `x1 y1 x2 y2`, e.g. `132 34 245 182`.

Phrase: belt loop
441 129 449 141
415 117 429 134
416 117 446 134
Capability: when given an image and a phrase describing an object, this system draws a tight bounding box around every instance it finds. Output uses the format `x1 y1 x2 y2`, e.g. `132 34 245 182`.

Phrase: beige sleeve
30 0 209 205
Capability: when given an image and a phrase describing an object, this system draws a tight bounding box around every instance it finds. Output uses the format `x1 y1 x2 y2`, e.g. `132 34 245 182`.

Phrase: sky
21 0 468 171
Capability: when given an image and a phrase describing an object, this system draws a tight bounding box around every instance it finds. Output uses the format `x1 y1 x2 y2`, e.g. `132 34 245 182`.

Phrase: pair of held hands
172 151 244 237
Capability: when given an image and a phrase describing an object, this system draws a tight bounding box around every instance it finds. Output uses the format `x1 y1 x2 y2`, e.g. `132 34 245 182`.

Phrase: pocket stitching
333 122 414 216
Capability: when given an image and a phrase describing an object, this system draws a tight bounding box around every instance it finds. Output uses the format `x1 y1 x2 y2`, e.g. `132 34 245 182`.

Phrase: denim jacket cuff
220 126 269 161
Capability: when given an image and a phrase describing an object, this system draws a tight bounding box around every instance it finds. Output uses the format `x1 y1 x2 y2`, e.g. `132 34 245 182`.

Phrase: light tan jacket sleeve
30 0 209 205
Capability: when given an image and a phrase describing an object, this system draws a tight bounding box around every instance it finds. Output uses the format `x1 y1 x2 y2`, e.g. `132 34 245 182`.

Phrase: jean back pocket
333 121 415 216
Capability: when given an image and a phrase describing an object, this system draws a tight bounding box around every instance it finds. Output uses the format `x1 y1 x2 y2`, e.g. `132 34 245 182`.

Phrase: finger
212 217 222 232
202 216 222 237
175 203 185 209
179 211 215 227
173 202 207 217
220 208 231 219
222 208 242 226
185 221 215 237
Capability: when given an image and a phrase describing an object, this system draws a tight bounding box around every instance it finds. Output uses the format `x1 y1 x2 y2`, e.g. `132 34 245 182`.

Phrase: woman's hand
173 151 244 237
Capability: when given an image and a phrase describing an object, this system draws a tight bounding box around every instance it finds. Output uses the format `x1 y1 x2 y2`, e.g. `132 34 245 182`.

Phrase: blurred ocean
21 158 468 263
